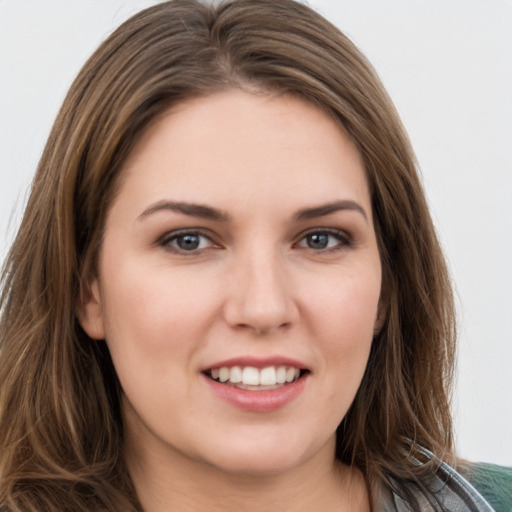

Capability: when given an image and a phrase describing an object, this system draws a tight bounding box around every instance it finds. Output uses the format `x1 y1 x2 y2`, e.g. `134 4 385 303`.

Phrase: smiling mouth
204 366 309 391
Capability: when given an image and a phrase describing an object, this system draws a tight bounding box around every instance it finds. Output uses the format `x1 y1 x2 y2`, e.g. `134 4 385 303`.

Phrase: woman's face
80 90 382 477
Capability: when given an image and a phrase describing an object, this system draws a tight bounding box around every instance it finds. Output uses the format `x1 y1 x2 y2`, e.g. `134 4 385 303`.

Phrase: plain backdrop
1 0 511 465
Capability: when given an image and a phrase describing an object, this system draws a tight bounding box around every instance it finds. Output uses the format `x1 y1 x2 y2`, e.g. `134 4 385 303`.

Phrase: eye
160 230 218 253
295 229 350 252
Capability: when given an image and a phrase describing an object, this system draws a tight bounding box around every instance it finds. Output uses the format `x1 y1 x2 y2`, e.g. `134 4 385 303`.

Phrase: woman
0 0 510 510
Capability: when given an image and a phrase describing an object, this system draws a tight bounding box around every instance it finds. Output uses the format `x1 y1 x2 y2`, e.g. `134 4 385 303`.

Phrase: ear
77 279 106 340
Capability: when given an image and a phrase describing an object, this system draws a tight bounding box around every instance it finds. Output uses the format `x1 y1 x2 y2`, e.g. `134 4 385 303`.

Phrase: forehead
114 89 370 217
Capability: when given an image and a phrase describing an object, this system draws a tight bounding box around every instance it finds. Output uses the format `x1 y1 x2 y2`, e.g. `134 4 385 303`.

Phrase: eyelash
159 228 351 255
159 229 219 255
294 229 352 253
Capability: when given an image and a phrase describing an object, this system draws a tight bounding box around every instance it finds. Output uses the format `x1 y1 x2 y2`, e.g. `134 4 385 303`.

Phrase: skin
80 90 381 511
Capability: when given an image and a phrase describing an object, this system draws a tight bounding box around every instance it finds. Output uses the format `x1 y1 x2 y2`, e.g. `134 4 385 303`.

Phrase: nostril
252 322 290 336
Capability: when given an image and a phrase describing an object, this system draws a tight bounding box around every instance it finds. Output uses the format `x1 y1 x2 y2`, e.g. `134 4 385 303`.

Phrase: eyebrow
138 200 230 222
294 200 368 222
137 198 368 223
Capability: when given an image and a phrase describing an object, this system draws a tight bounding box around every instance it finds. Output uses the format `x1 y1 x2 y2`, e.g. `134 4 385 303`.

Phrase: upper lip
202 356 309 371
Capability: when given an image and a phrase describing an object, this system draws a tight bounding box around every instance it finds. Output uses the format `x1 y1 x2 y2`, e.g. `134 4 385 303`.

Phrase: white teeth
229 366 242 383
260 367 277 386
209 365 302 387
276 366 287 384
219 367 230 383
286 368 297 383
242 367 260 386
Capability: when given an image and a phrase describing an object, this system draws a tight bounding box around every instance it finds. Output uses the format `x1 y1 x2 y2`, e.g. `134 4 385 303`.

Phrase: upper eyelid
158 229 220 251
156 226 352 249
292 228 353 253
294 227 351 241
160 228 213 241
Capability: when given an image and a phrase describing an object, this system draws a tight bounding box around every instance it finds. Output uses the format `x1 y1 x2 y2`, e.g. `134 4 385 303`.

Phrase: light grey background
1 0 511 465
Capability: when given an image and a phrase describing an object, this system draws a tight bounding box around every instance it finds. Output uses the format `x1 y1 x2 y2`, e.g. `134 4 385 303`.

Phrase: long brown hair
0 0 456 509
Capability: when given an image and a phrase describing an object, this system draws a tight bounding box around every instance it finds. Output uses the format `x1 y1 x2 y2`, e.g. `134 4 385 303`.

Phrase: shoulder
380 452 511 511
463 462 512 512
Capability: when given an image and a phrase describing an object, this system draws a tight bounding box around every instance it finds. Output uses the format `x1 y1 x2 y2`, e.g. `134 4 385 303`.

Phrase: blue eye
305 233 330 249
161 231 215 253
297 230 349 251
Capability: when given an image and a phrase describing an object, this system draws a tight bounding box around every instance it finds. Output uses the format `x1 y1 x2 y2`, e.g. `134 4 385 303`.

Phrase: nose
223 250 298 335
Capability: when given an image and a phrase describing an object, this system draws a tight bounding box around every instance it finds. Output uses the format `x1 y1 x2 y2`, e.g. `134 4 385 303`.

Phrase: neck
125 431 370 512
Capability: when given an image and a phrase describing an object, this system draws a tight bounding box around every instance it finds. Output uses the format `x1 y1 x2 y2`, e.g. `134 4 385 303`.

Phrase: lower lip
203 374 308 412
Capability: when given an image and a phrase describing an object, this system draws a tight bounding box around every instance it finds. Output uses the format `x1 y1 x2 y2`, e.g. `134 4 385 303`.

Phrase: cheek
304 266 380 389
310 267 381 340
97 264 215 421
99 257 220 363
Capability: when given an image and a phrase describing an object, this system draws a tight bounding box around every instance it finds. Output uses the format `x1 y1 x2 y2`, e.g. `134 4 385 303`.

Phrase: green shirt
381 449 512 511
466 462 512 512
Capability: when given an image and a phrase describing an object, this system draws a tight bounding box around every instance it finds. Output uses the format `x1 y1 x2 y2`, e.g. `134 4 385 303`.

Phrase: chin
211 452 305 478
197 429 333 478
